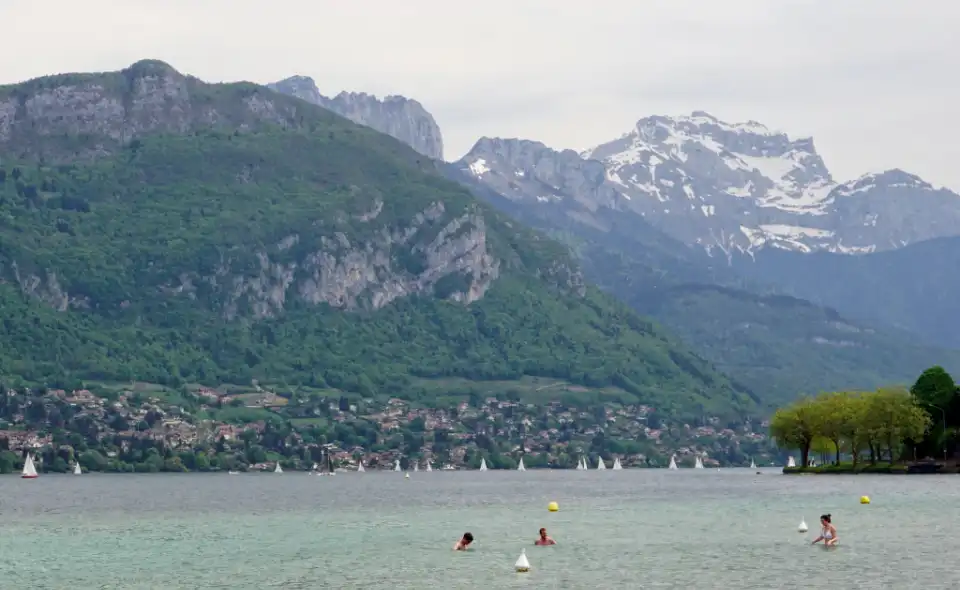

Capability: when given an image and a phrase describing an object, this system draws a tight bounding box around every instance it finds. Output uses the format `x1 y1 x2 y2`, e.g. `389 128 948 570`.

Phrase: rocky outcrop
163 203 499 320
269 75 444 160
0 60 316 162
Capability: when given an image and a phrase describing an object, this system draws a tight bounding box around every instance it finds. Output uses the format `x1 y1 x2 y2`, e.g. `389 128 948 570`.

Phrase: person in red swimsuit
534 528 556 546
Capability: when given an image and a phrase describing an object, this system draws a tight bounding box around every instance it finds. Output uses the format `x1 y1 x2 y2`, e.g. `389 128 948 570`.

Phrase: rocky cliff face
0 60 322 163
163 202 499 320
269 75 444 160
456 112 960 257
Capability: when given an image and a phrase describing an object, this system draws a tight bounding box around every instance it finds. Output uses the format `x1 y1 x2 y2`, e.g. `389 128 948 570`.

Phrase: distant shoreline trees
770 366 960 467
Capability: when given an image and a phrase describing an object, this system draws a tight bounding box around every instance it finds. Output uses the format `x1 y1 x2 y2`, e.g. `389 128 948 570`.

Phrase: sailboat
612 457 622 470
517 457 526 472
274 460 283 474
596 456 607 470
414 461 420 472
425 461 432 472
21 453 38 479
787 456 796 468
311 462 319 473
575 457 584 470
750 458 756 469
479 458 488 471
357 460 366 473
694 456 704 469
394 459 402 472
668 455 678 470
73 462 82 475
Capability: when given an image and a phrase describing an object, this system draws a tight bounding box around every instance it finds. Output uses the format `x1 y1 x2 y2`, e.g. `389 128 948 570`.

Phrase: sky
3 0 959 190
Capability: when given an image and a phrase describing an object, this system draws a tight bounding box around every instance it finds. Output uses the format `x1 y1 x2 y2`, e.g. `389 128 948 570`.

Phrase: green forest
0 63 756 419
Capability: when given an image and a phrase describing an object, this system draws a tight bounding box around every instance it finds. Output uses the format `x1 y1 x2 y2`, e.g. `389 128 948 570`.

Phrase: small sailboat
596 456 606 470
357 460 366 473
274 460 283 474
798 518 809 533
668 455 678 470
425 461 432 472
21 453 38 479
787 456 796 468
694 456 704 469
311 462 319 472
612 457 623 470
750 458 756 469
514 548 530 573
479 457 488 471
414 461 420 472
517 457 526 472
394 459 402 472
73 462 82 475
575 457 584 470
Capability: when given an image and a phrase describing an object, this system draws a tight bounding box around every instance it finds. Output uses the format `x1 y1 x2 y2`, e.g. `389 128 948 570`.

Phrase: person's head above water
539 528 547 538
820 514 832 524
462 532 474 544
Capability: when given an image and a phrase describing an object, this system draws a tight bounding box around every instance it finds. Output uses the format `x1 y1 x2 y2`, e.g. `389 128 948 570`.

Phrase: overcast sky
3 0 958 189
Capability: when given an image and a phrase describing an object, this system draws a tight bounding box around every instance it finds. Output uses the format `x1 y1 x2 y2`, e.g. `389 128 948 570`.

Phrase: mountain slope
451 138 960 404
733 236 960 350
0 60 753 418
268 75 443 160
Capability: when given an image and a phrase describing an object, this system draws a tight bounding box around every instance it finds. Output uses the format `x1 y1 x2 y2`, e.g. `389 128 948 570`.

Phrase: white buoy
798 518 808 533
514 548 530 573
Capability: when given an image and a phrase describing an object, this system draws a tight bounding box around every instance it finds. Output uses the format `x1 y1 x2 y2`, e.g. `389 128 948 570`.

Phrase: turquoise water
1 469 958 589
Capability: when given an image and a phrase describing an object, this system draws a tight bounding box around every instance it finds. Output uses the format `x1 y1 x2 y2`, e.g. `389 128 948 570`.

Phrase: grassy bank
783 462 959 475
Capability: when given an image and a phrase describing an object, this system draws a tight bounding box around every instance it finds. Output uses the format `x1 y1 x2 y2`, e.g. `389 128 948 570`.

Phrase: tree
770 397 820 467
810 392 855 465
866 387 929 463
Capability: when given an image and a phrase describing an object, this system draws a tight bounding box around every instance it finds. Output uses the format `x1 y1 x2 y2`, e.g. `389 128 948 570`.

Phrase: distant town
0 384 778 473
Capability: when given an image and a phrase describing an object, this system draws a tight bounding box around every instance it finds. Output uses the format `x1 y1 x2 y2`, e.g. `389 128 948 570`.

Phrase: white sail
787 456 796 468
414 461 419 472
274 460 283 474
575 457 583 470
517 457 526 472
612 457 622 470
394 459 402 472
694 456 704 469
750 458 756 469
515 548 531 572
425 461 432 472
596 456 606 470
668 455 678 470
21 453 38 478
479 458 488 471
73 462 81 475
358 461 365 473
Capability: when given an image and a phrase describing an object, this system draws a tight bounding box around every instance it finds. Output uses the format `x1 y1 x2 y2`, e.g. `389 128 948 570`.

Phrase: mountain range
0 60 755 422
265 75 960 401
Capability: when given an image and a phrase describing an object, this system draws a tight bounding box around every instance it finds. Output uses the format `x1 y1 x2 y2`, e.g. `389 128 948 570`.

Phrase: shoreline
783 464 959 475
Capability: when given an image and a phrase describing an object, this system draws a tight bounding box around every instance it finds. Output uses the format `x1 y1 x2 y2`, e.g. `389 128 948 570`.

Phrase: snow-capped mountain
458 112 960 256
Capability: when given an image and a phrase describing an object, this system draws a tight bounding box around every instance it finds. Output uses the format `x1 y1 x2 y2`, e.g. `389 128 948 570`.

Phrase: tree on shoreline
770 387 928 467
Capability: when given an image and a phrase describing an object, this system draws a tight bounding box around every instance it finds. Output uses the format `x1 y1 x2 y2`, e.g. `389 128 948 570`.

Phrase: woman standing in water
812 514 838 546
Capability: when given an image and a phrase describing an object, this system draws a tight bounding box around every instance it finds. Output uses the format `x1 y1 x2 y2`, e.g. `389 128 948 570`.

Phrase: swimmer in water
811 514 838 546
534 527 556 546
453 532 474 551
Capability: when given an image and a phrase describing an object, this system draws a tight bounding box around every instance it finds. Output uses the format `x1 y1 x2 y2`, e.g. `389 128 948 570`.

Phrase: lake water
1 469 957 589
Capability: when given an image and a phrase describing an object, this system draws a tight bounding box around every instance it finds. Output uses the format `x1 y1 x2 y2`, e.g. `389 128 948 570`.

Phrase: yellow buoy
547 501 559 512
860 495 870 504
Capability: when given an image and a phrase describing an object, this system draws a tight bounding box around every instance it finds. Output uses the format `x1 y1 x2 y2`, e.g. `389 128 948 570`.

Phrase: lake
0 469 957 589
